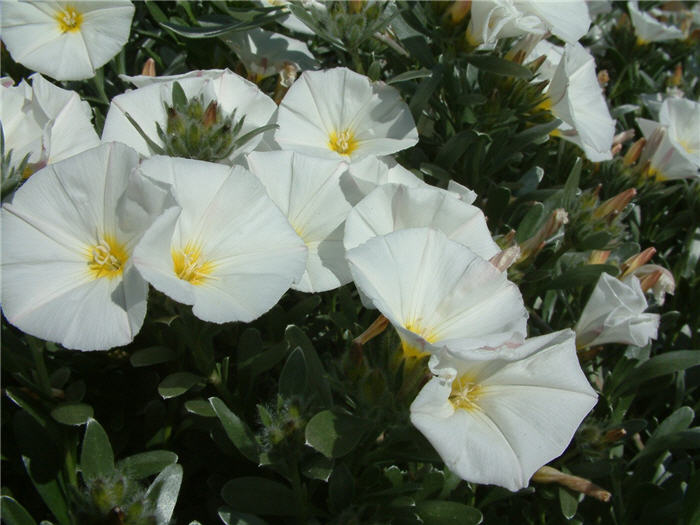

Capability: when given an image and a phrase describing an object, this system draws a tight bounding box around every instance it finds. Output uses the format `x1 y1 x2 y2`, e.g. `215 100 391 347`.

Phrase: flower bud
633 264 675 304
623 137 646 166
202 101 218 129
490 244 521 272
668 63 682 87
443 0 471 25
613 129 635 147
620 247 656 278
141 58 156 77
532 466 611 502
598 69 610 88
588 250 611 264
519 209 568 260
593 188 636 221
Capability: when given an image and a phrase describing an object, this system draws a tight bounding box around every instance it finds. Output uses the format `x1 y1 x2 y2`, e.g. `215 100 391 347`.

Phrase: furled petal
575 272 659 347
411 330 597 491
628 1 684 43
660 98 700 168
133 156 308 323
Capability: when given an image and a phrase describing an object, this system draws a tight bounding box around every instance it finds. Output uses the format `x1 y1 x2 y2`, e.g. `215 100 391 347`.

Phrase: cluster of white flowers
0 0 688 495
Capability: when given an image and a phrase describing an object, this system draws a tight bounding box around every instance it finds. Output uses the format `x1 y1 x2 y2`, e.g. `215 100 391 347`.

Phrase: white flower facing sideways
575 272 659 349
637 97 700 181
132 156 308 324
410 330 598 491
102 69 277 164
0 73 100 176
275 67 418 163
246 151 351 293
529 40 615 162
467 0 591 47
628 1 685 44
1 143 168 350
344 183 500 260
0 1 135 81
346 228 528 359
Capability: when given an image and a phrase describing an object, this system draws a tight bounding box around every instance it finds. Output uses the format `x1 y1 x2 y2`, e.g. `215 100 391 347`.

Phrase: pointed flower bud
490 244 521 272
141 58 156 77
519 208 568 260
532 466 611 502
443 0 471 25
620 247 656 278
623 137 646 166
588 250 611 264
633 264 675 304
593 188 637 221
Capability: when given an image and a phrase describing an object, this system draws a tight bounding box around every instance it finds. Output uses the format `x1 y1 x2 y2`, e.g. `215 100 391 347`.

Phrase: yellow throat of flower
88 236 128 279
328 129 357 156
172 242 216 285
56 5 83 33
400 320 437 359
449 374 482 412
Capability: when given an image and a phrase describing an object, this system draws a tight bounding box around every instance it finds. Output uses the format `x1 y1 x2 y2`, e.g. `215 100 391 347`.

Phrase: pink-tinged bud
444 0 471 25
141 58 156 77
202 101 218 128
532 466 612 502
598 70 610 88
490 245 521 272
620 247 656 278
593 188 637 220
639 127 666 167
519 209 568 260
604 428 627 443
352 314 389 348
611 144 623 157
589 250 611 264
633 264 675 304
613 129 636 147
623 137 646 166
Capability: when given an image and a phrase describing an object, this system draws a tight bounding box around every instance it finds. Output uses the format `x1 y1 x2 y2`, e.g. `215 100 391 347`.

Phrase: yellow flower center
449 374 482 412
88 236 128 279
172 242 216 285
678 139 696 155
536 96 552 112
400 320 437 359
328 129 357 156
56 5 83 33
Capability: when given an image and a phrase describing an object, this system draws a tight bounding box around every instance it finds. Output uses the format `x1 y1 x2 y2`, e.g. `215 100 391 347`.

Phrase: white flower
628 1 684 44
467 0 591 47
118 69 225 89
346 228 527 359
338 155 428 204
1 143 168 350
132 156 307 324
633 264 676 306
0 0 135 81
102 69 277 164
0 74 100 176
344 183 499 261
575 272 659 348
530 41 615 162
246 150 351 293
410 330 598 491
222 27 318 82
637 98 700 180
275 67 418 163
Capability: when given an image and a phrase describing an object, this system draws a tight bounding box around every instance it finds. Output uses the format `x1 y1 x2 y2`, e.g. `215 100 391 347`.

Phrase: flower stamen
172 243 216 285
56 6 83 33
449 374 482 412
328 129 357 156
88 236 128 279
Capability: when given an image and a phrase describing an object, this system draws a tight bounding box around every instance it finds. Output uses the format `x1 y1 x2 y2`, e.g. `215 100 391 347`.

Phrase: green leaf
616 351 700 395
0 496 38 525
117 450 179 480
414 501 483 524
130 346 177 367
578 231 613 250
516 202 546 243
559 487 578 519
209 397 259 463
184 399 217 418
681 470 700 525
302 455 334 482
158 372 204 399
465 54 532 78
562 158 582 210
509 119 562 152
80 418 115 481
221 477 295 516
329 464 355 513
279 347 308 398
171 81 187 109
144 464 183 525
485 186 511 224
218 507 269 525
285 325 332 407
409 68 443 119
387 68 432 85
544 264 618 290
50 403 93 426
305 410 368 458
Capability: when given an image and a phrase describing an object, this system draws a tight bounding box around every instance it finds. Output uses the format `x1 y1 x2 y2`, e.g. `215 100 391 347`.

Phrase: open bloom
102 69 277 164
0 73 100 176
0 1 135 81
528 41 615 162
467 0 590 47
575 272 659 348
637 98 700 180
628 1 685 44
133 156 307 324
275 67 418 163
1 143 167 350
411 330 597 491
346 228 527 359
246 150 351 293
222 28 318 82
344 183 499 260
